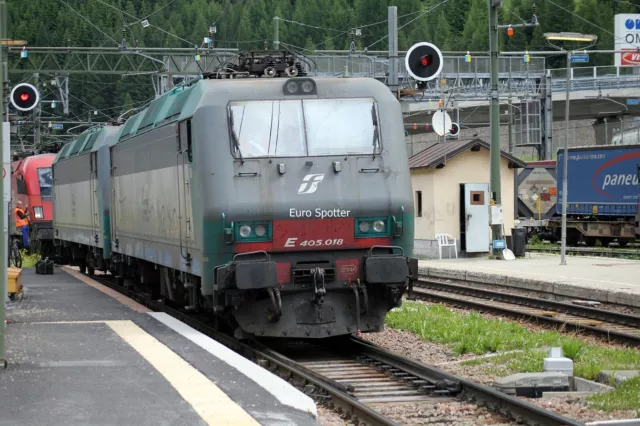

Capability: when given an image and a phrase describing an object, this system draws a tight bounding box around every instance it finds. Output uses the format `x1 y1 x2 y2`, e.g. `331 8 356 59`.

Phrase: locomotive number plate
284 238 344 248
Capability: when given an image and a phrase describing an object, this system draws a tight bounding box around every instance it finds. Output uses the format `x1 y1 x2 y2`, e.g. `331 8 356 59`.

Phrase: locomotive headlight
235 221 272 242
301 80 315 93
283 78 317 95
373 220 386 233
254 224 266 237
239 225 252 238
284 80 299 95
33 206 44 219
355 217 391 238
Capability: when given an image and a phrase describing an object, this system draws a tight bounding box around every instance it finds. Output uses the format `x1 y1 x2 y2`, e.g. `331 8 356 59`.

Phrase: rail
84 269 582 426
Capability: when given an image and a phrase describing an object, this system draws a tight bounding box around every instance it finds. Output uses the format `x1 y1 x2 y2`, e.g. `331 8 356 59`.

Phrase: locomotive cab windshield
228 97 381 158
38 167 53 198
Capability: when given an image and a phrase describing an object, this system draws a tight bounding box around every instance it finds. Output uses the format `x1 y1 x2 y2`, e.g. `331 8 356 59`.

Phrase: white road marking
148 312 318 419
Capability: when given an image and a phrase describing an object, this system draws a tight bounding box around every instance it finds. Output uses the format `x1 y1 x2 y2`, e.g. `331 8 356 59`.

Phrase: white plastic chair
435 233 458 259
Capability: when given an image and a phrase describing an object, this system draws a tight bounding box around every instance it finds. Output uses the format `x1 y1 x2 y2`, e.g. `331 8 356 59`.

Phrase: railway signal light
449 122 460 137
10 83 39 112
405 42 443 82
507 26 514 37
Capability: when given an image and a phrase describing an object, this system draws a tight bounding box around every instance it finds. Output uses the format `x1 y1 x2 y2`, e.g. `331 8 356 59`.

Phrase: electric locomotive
53 56 418 339
11 153 56 255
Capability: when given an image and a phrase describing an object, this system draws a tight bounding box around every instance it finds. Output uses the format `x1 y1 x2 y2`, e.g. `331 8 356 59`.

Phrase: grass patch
20 250 40 268
387 303 567 355
587 377 640 412
386 302 640 410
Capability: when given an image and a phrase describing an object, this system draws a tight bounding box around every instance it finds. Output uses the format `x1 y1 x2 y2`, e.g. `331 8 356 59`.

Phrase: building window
416 191 422 217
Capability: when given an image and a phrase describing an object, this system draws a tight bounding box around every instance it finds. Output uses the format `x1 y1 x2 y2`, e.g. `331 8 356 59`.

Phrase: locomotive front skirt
52 76 418 339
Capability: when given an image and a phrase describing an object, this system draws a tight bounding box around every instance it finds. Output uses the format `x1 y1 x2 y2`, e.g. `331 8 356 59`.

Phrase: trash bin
511 228 527 257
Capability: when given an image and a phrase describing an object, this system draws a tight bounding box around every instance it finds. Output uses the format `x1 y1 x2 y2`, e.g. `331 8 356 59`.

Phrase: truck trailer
555 145 639 246
517 145 640 246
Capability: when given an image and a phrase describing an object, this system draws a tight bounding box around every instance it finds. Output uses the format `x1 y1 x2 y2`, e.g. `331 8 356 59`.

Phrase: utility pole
388 6 398 100
34 73 41 147
273 16 279 51
489 1 538 249
0 0 6 368
488 0 502 243
543 33 598 266
508 68 513 155
560 51 570 265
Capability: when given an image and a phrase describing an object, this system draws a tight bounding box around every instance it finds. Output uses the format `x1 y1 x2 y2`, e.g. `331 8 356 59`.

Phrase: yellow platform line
105 320 259 426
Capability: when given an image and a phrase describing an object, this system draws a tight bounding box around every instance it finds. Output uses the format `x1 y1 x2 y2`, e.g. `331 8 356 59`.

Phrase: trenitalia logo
297 174 325 194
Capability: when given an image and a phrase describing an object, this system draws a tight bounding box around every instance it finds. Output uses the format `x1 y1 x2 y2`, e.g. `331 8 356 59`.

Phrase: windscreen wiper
371 104 380 159
229 111 244 163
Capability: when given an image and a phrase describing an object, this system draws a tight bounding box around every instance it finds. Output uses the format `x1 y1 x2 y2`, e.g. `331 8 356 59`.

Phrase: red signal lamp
507 26 514 37
10 83 39 112
405 42 443 82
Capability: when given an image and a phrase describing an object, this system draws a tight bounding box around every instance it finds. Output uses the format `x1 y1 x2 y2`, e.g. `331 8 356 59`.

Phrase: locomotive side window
186 120 193 163
37 167 53 197
228 98 379 158
16 176 27 195
179 120 193 163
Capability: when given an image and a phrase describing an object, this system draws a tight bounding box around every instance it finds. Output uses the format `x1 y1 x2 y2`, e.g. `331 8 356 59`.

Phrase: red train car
10 153 55 253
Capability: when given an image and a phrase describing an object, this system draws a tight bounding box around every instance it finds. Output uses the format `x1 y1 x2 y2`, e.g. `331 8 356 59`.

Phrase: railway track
79 269 582 426
413 279 640 346
527 246 640 259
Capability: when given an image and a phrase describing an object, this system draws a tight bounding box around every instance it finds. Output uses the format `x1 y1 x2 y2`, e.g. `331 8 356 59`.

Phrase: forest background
7 0 640 124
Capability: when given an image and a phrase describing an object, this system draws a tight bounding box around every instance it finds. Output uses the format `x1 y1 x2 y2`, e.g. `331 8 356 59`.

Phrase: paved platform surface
0 268 317 426
419 253 640 307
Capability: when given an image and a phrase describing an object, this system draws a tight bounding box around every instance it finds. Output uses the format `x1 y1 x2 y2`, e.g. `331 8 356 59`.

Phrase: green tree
461 0 489 51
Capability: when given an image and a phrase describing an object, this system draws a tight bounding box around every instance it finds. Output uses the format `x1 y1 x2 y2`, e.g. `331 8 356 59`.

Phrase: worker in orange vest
15 200 30 250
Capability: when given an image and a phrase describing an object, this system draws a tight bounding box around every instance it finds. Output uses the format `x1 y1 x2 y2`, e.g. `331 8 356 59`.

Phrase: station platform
419 253 640 308
0 268 317 426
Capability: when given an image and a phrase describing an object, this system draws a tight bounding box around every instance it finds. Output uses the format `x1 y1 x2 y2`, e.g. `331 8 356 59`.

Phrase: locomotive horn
285 66 298 77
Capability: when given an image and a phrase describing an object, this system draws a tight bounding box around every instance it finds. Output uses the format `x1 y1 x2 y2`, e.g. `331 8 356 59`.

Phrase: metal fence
548 66 640 93
306 55 546 79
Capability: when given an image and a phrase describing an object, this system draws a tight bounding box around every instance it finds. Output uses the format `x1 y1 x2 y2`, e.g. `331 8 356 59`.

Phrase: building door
462 183 489 253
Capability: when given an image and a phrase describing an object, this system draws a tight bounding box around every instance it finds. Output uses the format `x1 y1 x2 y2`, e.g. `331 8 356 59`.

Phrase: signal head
10 83 39 112
449 122 460 137
405 42 443 82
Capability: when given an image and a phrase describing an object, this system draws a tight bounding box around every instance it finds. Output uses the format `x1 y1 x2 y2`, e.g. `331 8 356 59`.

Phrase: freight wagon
517 145 640 246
